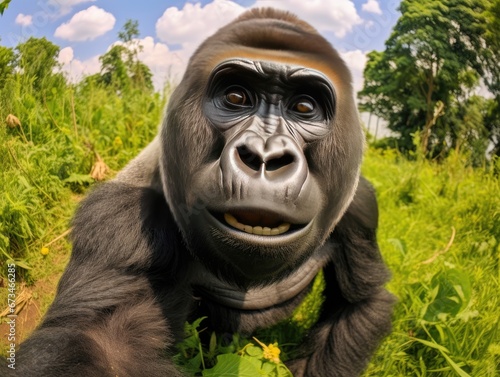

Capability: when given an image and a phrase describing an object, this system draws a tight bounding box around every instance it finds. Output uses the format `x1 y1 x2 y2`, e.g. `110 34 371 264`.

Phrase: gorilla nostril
265 154 295 171
237 145 262 171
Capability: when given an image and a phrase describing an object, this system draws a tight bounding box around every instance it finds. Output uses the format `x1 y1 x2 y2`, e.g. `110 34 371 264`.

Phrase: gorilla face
197 59 334 271
204 59 334 229
160 16 364 286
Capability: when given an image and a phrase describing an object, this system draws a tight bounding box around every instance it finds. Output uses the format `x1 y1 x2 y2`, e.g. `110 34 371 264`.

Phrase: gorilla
5 8 394 377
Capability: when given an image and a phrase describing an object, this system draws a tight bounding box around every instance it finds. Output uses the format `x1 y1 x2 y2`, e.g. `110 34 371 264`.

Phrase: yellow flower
113 136 123 149
41 247 49 256
253 337 281 364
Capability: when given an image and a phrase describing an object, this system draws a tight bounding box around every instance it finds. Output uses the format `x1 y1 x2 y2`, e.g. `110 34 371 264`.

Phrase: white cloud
48 0 96 16
156 0 245 53
15 13 33 26
57 47 100 83
54 6 115 42
254 0 363 38
58 46 74 65
136 37 188 89
339 50 368 93
361 0 383 15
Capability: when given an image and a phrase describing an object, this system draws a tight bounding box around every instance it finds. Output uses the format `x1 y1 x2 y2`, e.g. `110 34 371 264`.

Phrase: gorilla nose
229 134 307 184
236 145 295 172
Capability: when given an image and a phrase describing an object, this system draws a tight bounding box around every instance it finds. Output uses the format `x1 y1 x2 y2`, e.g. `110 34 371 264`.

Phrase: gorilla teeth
224 213 291 235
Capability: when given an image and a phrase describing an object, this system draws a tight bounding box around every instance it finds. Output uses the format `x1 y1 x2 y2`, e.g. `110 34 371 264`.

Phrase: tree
98 20 153 92
118 20 153 91
99 44 131 91
0 43 14 89
482 0 500 156
483 0 500 94
484 99 500 157
16 37 64 93
448 95 490 164
357 51 386 119
358 0 496 158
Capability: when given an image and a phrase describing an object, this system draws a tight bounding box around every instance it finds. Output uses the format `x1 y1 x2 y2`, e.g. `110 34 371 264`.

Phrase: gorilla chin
8 8 394 377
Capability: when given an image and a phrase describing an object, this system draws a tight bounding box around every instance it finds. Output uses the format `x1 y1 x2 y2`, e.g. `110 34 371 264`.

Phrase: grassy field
363 149 500 376
1 78 499 375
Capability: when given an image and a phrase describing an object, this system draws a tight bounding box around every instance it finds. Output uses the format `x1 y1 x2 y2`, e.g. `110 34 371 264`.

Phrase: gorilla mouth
223 211 292 236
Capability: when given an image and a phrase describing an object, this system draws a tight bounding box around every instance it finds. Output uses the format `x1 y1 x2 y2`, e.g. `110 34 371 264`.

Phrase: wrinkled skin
2 8 394 377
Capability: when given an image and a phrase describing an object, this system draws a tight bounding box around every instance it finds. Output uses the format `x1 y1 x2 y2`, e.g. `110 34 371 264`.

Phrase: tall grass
0 73 166 279
363 148 500 376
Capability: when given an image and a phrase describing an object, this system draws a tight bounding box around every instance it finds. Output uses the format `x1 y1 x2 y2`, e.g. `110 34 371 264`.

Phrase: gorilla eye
291 98 315 114
223 87 252 108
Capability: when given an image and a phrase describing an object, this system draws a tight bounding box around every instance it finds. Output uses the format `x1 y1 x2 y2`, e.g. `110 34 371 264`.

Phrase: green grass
0 74 499 375
0 74 166 268
363 148 500 376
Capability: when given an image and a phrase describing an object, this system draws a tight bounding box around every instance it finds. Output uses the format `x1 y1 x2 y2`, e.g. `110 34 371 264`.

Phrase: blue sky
0 0 401 91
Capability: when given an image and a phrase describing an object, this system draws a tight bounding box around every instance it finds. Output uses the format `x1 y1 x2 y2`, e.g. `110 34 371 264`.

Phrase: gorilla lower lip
224 213 291 235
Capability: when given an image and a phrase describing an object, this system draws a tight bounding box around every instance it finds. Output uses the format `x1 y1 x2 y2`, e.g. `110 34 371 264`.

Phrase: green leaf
423 269 472 322
63 174 94 185
202 354 260 377
0 0 12 15
11 260 32 270
276 364 293 377
388 238 408 256
413 333 471 376
440 351 472 377
241 345 262 358
185 352 203 373
185 316 206 334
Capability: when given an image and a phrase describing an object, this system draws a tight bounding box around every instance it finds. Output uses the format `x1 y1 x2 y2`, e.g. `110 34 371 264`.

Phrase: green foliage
422 269 472 322
0 0 11 15
363 148 500 376
0 44 14 89
118 19 140 44
358 0 499 158
97 20 154 92
484 0 500 94
203 345 292 377
16 37 65 94
485 98 500 157
99 45 132 90
175 318 292 377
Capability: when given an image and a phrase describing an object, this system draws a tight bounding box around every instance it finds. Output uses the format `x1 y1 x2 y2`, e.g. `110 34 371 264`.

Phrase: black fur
2 8 394 377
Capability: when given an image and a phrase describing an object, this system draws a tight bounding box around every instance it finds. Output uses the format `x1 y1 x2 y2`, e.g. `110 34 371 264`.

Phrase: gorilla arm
288 177 395 377
6 148 187 377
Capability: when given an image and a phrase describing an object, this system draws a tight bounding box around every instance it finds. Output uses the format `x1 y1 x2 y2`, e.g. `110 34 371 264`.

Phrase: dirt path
0 253 69 354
